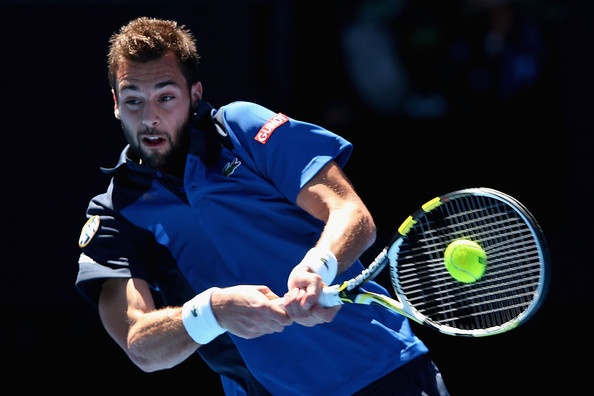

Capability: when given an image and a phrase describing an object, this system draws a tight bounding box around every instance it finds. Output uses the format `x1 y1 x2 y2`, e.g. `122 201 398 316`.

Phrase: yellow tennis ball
443 239 487 283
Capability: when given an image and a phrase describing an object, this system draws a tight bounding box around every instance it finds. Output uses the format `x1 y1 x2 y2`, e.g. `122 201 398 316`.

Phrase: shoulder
216 101 293 144
217 101 287 129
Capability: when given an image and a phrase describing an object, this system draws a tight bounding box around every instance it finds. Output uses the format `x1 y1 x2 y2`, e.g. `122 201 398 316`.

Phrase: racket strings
393 193 546 336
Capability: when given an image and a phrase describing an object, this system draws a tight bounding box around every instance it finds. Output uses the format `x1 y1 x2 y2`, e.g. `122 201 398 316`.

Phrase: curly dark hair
107 17 200 92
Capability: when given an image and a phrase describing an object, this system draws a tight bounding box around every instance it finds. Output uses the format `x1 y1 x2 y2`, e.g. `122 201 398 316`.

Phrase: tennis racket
318 187 550 337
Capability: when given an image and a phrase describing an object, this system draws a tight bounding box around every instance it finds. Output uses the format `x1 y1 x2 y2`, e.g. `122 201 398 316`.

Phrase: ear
191 81 203 107
112 89 121 120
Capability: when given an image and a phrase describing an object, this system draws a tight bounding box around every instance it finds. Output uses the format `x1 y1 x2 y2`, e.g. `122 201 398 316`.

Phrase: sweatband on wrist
291 247 338 285
182 287 226 345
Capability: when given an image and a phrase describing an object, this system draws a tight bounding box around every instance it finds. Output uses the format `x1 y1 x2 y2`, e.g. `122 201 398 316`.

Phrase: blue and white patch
78 215 100 248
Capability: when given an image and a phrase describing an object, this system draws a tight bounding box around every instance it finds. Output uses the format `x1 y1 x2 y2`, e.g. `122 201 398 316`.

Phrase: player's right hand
211 285 293 339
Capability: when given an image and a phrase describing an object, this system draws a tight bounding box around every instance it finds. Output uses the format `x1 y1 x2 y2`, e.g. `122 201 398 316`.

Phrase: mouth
142 135 166 147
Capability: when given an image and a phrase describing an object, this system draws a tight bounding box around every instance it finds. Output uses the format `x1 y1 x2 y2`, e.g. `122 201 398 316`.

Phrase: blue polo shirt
76 100 428 395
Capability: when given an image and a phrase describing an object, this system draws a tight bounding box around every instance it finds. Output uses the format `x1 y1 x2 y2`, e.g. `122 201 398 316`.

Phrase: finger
310 304 341 323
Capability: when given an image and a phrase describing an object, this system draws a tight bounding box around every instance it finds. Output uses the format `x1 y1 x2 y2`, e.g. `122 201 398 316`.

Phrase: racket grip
318 285 343 307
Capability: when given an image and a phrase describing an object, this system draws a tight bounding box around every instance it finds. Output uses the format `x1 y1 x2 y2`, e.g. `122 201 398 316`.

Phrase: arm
98 278 197 372
298 161 377 270
284 160 377 324
98 278 293 372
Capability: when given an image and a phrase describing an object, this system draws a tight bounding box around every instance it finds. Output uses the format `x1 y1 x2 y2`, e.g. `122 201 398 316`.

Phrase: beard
123 117 191 176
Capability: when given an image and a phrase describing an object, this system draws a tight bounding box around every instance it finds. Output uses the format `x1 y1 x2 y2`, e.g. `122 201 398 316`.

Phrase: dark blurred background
1 0 590 394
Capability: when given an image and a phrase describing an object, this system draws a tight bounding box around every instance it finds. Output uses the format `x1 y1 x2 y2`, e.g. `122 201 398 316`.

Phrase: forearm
321 204 377 274
296 161 377 275
126 306 198 372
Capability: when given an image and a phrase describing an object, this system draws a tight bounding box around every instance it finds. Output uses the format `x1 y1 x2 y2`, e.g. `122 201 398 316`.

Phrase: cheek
119 117 141 139
118 109 141 126
167 105 191 126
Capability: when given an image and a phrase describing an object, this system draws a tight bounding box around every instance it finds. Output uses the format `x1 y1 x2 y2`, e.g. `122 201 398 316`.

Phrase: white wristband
289 247 338 286
182 287 226 345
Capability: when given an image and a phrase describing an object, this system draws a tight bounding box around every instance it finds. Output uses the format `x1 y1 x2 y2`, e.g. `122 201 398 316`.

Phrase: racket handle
318 285 343 307
272 285 343 307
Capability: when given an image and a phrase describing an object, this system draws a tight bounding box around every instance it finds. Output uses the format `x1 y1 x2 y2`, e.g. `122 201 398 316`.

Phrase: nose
142 102 160 128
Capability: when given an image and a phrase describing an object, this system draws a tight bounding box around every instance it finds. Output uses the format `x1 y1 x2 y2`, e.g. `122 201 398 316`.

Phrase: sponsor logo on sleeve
253 113 289 144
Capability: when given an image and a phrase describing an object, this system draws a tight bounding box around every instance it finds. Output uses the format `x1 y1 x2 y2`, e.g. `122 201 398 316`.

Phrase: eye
124 98 142 106
160 95 175 102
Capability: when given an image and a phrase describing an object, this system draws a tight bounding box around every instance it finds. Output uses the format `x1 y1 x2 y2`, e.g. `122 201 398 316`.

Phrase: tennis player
75 16 450 395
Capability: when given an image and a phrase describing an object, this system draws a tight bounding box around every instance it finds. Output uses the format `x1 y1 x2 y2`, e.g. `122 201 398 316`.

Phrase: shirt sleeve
75 195 153 307
215 101 354 203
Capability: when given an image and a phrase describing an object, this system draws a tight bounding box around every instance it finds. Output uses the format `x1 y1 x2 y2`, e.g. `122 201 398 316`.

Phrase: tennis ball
443 239 487 283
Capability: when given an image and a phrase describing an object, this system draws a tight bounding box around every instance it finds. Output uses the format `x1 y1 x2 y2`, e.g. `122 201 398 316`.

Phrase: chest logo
223 158 241 177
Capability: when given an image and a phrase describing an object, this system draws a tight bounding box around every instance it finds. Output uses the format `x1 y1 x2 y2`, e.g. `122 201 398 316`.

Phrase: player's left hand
283 266 341 326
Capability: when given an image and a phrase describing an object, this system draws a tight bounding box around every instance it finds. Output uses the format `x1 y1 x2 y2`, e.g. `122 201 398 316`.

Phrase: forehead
116 52 185 93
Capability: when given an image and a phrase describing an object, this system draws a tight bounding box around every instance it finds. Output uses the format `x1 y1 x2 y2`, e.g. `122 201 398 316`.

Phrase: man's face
113 51 202 170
